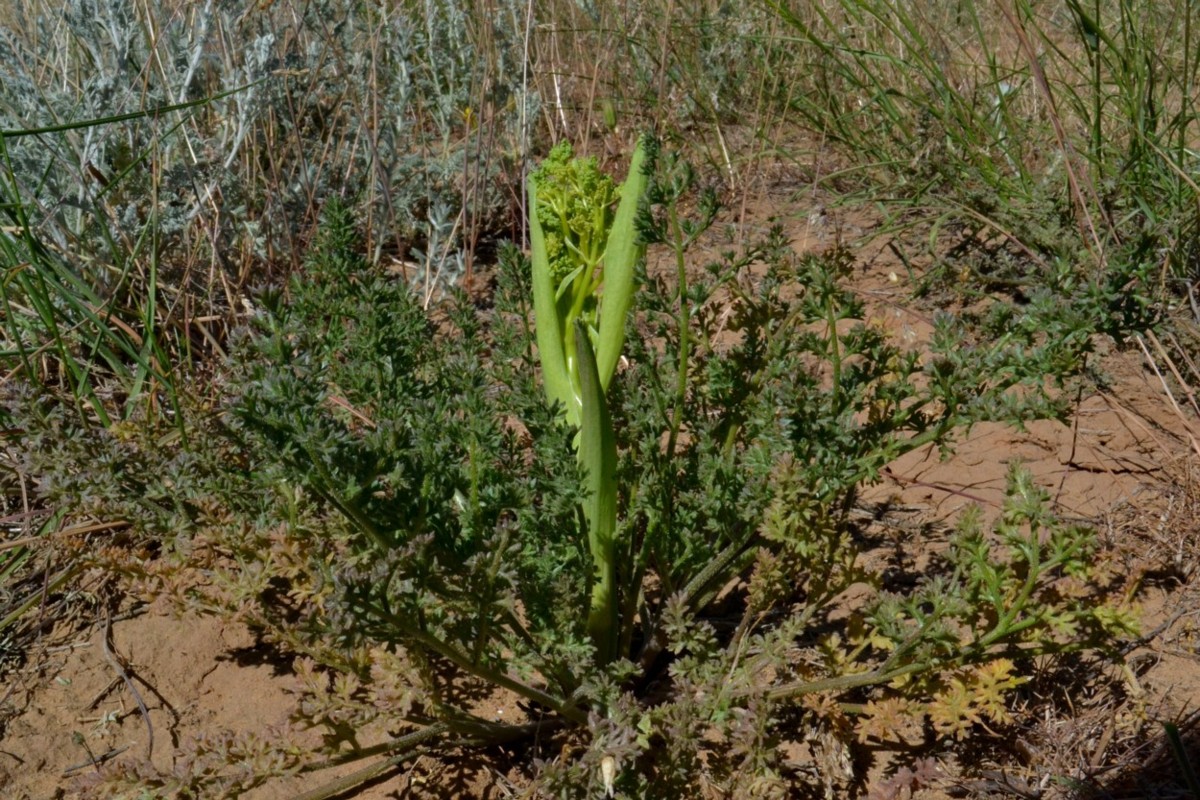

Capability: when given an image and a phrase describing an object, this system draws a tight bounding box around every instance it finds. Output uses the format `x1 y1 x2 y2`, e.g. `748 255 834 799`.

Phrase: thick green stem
576 320 619 663
528 178 575 423
595 137 649 391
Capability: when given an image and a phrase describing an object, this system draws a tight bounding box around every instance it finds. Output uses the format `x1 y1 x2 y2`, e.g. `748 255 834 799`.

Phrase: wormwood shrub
54 168 1137 797
0 0 535 433
0 0 531 264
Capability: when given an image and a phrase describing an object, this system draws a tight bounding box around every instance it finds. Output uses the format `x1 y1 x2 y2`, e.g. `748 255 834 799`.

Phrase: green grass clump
768 0 1199 308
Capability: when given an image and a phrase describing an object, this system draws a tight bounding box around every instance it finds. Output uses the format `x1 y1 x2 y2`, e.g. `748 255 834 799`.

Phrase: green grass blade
1164 721 1200 799
0 79 264 139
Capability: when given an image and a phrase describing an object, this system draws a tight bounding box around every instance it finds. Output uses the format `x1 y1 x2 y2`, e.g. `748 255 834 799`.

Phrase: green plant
23 157 1140 798
529 139 650 422
1165 720 1200 799
527 138 651 663
0 3 1182 794
766 0 1195 312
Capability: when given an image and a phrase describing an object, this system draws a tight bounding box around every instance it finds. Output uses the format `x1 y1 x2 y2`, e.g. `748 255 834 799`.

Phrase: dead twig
100 605 154 761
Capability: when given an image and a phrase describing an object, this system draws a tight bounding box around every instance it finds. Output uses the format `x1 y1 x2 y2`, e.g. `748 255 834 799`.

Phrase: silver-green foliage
0 0 539 429
0 0 535 293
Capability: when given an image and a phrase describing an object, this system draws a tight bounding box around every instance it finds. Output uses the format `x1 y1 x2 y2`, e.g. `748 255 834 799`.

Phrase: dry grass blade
1137 333 1200 460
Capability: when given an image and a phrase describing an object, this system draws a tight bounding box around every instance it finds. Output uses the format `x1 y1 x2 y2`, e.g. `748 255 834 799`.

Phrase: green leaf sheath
575 319 619 664
595 137 649 392
528 177 577 425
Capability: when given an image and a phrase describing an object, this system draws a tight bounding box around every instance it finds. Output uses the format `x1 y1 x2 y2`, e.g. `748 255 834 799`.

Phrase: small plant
23 155 1137 799
528 138 651 663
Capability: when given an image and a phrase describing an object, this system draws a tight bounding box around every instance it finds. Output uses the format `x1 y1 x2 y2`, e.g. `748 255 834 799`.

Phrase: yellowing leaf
855 697 913 744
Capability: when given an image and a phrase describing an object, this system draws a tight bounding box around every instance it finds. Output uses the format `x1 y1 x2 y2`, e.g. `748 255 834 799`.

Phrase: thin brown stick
1136 334 1200 460
100 605 154 761
1146 328 1200 419
291 726 449 800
